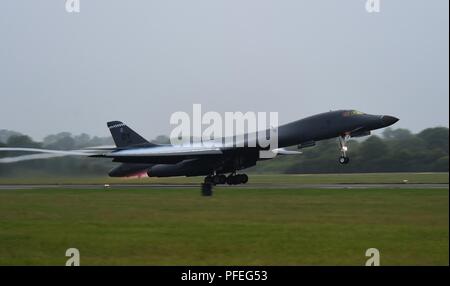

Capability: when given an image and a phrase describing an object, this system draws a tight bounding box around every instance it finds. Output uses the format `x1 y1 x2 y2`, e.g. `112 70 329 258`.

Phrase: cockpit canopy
342 110 365 117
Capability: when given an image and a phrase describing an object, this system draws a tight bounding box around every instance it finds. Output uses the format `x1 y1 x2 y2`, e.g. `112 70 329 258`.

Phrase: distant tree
43 132 72 147
417 127 449 152
152 135 171 144
0 141 4 175
73 133 91 148
433 156 449 172
358 136 388 161
382 127 413 140
46 136 76 150
6 135 41 148
88 136 114 147
0 130 22 144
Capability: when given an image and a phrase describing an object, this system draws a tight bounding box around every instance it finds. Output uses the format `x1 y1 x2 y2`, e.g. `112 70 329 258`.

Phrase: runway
0 183 448 190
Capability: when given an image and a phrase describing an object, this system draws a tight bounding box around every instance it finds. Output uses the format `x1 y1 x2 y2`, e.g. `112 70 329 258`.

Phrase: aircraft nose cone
382 115 399 126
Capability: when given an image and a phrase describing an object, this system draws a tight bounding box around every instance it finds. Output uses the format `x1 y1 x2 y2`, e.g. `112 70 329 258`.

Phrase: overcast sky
0 0 448 140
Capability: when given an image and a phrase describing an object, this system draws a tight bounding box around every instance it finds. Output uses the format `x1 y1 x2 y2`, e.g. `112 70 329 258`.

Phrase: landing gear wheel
204 176 213 184
226 175 234 185
226 173 249 185
211 174 226 185
241 174 248 184
201 183 213 196
236 174 248 184
339 156 350 164
218 174 227 184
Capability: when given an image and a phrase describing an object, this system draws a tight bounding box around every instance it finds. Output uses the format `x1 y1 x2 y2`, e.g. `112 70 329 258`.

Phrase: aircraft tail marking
107 121 155 148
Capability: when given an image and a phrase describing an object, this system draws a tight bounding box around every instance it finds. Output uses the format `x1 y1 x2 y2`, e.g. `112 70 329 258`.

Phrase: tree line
0 127 448 177
253 127 449 173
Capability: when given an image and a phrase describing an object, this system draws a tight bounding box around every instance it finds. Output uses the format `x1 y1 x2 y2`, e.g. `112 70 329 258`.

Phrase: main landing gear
204 173 248 186
338 135 350 165
226 173 248 185
201 173 249 196
201 182 213 196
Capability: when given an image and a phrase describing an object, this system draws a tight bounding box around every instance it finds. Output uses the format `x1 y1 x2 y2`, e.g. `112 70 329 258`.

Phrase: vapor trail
0 147 105 164
0 153 68 163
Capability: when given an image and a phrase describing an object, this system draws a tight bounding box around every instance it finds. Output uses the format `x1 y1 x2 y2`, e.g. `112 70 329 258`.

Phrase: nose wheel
338 135 350 164
339 155 350 164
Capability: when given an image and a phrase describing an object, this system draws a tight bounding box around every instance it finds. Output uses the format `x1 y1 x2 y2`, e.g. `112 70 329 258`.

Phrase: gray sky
1 0 448 140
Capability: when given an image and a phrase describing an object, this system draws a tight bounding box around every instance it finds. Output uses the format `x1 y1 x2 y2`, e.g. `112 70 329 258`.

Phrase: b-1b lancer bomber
99 110 398 195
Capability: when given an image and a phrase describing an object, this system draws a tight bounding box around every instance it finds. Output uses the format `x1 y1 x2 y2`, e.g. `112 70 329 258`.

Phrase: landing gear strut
338 135 350 164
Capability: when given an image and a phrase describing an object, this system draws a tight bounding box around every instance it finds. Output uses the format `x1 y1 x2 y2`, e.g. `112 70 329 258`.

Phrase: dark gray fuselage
108 110 399 177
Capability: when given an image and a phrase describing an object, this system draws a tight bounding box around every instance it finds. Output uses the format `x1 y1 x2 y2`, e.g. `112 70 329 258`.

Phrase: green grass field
0 172 448 185
0 184 448 265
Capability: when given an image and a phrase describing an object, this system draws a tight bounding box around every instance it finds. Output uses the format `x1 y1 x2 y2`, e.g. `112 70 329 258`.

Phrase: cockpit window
343 110 365 117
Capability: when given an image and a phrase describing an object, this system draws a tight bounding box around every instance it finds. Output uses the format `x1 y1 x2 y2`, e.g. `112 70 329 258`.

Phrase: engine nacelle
147 164 186 177
109 163 153 177
147 159 216 177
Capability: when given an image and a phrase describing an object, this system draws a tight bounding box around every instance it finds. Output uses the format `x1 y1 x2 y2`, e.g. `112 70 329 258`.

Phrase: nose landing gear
338 135 350 164
339 155 350 164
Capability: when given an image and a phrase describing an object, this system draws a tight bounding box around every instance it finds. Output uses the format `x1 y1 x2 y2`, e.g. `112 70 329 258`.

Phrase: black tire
201 183 213 196
212 175 227 185
230 175 239 185
218 174 227 184
344 157 350 164
339 156 347 164
241 174 248 184
204 176 212 184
